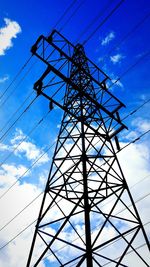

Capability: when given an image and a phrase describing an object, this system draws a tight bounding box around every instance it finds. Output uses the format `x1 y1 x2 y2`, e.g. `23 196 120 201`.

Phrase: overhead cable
0 55 33 101
0 110 50 169
103 11 150 62
59 0 85 32
0 96 37 143
0 141 55 200
52 0 78 30
0 171 149 235
76 0 114 42
83 0 126 45
0 190 149 252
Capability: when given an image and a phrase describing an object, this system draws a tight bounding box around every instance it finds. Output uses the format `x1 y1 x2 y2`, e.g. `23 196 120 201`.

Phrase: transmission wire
0 86 67 200
0 96 37 143
83 0 126 45
118 128 150 152
102 11 150 63
110 51 150 88
76 0 114 43
0 0 81 119
0 1 150 260
0 189 149 252
0 91 34 134
0 169 149 238
0 110 50 169
0 55 33 100
52 0 78 30
59 0 85 32
0 141 56 200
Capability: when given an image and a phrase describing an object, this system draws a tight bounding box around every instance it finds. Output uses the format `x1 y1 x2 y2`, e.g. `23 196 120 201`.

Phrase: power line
0 220 37 250
0 91 34 134
102 241 150 266
0 96 37 144
0 110 50 169
108 49 150 91
41 205 150 264
0 170 149 236
0 61 64 139
121 97 150 122
0 5 149 260
52 0 78 30
76 0 114 43
0 141 56 201
130 174 150 189
0 192 43 232
0 0 81 114
108 95 150 137
119 128 150 152
102 11 150 63
0 189 149 253
83 0 126 45
0 55 33 101
0 61 36 110
118 51 150 81
59 0 85 32
0 84 149 203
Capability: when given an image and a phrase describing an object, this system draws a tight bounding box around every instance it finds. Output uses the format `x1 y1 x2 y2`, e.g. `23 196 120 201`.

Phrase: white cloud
101 31 115 46
0 178 44 267
0 163 28 187
132 117 150 132
122 118 150 142
0 18 21 56
110 53 124 64
10 128 50 164
0 75 9 83
0 143 10 151
0 125 149 266
14 141 49 164
97 56 104 63
0 128 50 166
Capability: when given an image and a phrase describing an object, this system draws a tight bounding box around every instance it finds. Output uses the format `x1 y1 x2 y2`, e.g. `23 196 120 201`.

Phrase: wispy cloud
132 118 150 132
0 128 50 165
101 31 115 46
0 128 149 266
0 75 9 83
112 79 124 88
110 53 124 64
0 18 21 56
0 163 28 187
11 129 50 164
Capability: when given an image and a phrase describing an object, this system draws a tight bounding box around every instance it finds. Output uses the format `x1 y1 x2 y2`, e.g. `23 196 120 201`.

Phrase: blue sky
0 0 150 266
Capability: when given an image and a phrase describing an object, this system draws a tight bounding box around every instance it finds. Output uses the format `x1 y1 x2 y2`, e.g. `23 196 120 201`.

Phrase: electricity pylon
27 30 150 267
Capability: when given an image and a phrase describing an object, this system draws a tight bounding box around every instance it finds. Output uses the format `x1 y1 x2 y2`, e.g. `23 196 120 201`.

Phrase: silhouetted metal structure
27 30 150 267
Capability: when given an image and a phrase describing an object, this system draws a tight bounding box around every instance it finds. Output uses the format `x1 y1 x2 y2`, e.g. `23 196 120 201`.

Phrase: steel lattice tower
27 30 150 267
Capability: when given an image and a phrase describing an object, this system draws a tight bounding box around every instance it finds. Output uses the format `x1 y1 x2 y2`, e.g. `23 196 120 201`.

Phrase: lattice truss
27 30 150 267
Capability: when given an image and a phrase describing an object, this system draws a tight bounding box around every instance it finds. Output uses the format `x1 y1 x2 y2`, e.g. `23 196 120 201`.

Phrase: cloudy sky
0 0 150 266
